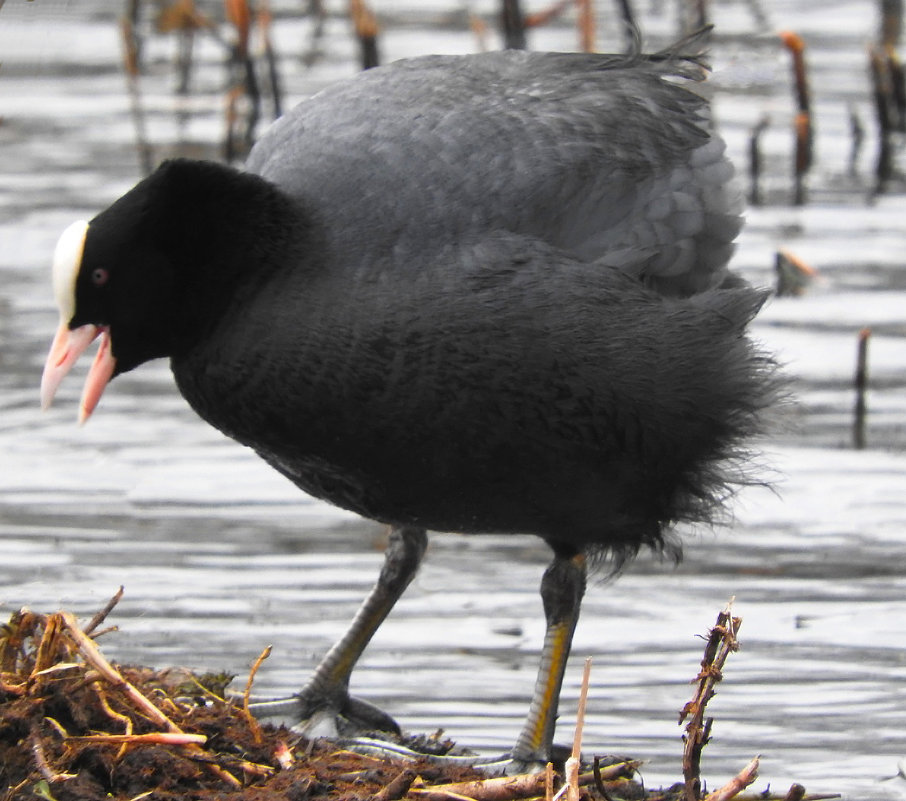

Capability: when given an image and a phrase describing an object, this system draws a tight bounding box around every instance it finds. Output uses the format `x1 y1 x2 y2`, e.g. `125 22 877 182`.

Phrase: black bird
41 37 777 767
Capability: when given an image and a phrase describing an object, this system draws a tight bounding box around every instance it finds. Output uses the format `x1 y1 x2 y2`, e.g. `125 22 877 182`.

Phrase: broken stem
565 657 593 801
66 732 208 745
680 600 742 801
243 643 272 744
83 586 124 636
410 761 639 801
703 755 760 801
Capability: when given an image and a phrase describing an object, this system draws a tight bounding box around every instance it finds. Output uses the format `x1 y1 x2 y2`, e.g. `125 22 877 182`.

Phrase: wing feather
247 42 741 296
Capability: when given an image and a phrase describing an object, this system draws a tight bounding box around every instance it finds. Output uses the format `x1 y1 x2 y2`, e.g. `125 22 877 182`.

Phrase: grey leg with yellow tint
511 551 588 768
294 525 428 736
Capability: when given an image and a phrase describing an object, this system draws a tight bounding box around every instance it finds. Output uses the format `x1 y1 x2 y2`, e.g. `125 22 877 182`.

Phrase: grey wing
247 49 743 296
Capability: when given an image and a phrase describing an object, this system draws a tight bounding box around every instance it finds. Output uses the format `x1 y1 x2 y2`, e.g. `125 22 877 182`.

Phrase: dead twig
1 608 31 673
242 643 272 744
592 757 622 801
577 0 595 53
679 600 742 801
410 761 639 801
83 586 124 636
61 613 182 733
783 783 807 801
564 657 592 801
92 681 133 760
583 761 639 783
703 755 759 801
349 0 380 69
65 732 208 745
374 768 417 801
258 0 283 118
30 612 66 685
525 0 573 28
410 771 550 801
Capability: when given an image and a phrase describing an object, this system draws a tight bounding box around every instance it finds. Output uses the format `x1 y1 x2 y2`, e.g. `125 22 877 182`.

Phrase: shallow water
2 1 906 798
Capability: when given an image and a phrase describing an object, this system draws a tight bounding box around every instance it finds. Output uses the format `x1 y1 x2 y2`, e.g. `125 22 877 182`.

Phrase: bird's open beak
41 322 116 425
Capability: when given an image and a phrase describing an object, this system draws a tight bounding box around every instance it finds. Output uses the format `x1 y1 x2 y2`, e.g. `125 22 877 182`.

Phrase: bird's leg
511 550 587 770
294 524 428 737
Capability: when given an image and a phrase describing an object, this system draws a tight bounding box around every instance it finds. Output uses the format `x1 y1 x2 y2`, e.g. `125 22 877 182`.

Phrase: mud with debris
0 603 825 801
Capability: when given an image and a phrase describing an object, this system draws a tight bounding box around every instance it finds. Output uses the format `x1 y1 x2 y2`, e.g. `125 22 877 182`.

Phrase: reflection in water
2 3 906 798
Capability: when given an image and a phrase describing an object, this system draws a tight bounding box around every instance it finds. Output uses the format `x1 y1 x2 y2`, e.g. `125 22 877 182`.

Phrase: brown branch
411 771 551 801
0 608 30 673
83 586 124 636
582 761 639 782
411 761 639 801
565 657 592 801
524 0 573 27
242 644 272 745
679 601 742 801
66 732 208 745
30 613 66 684
62 613 182 733
577 0 595 52
258 0 283 118
572 657 592 758
782 784 807 801
703 756 759 801
92 682 133 761
374 768 417 801
350 0 380 68
225 0 251 58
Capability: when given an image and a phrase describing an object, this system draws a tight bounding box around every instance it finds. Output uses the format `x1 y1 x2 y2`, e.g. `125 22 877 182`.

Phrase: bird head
40 159 306 425
40 166 192 424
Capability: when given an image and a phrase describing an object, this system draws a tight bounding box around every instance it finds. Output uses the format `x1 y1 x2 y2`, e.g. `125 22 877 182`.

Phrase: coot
41 37 777 766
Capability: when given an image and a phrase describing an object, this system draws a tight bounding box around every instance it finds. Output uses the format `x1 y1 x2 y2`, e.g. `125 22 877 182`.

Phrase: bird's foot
247 689 400 740
505 758 545 775
294 692 402 739
505 743 572 775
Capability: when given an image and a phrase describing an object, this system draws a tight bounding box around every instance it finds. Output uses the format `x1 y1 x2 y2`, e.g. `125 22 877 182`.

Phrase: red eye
91 268 109 287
